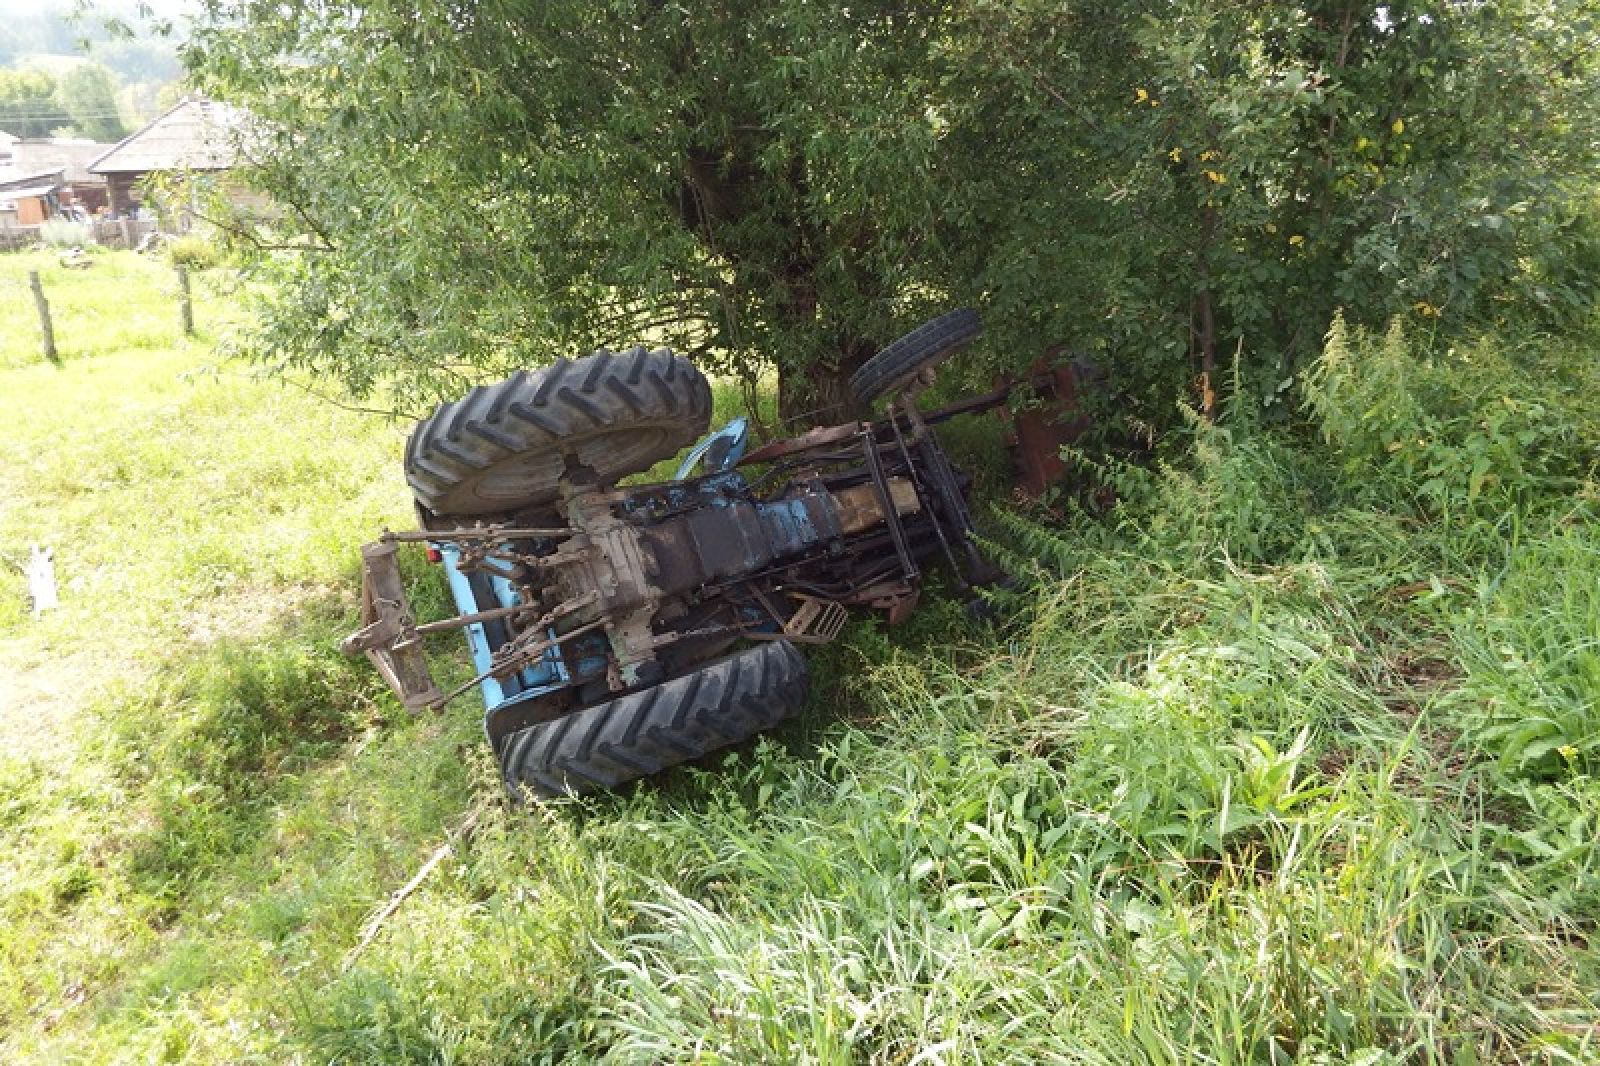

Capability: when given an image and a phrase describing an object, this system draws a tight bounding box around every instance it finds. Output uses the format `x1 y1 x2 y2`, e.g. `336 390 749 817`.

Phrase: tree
187 0 1600 427
0 69 69 139
929 0 1600 417
187 1 963 421
56 62 128 141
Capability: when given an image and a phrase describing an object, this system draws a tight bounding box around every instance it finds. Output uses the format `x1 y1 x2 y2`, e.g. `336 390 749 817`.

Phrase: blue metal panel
438 543 499 691
618 470 752 520
436 543 573 712
674 418 750 480
757 496 820 556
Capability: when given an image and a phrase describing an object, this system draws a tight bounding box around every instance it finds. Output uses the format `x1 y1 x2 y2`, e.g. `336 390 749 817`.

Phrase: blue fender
675 418 749 480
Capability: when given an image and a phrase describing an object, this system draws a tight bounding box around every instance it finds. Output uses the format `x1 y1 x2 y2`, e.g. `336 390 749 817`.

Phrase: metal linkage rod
381 527 573 543
886 403 965 587
435 619 608 708
413 602 536 635
859 427 919 585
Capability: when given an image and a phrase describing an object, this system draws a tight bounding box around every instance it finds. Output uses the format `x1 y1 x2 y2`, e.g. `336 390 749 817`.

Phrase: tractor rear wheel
405 347 712 516
498 641 809 798
849 308 983 406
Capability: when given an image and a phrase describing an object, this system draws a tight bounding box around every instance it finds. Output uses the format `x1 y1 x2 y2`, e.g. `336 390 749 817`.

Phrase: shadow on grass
96 590 409 911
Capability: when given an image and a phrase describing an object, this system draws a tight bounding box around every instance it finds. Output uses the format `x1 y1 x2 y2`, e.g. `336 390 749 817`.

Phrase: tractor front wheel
849 308 983 406
498 641 809 798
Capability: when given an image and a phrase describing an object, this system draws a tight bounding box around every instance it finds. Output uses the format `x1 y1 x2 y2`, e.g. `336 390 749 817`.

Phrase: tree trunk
777 357 855 427
1196 287 1217 419
777 330 877 428
1195 204 1219 419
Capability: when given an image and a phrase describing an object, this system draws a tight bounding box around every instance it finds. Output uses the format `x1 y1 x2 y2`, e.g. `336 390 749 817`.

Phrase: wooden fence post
28 271 59 366
177 265 194 337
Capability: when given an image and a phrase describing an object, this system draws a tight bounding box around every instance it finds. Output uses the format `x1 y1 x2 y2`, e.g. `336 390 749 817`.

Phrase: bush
164 235 227 270
37 219 92 248
1303 315 1593 515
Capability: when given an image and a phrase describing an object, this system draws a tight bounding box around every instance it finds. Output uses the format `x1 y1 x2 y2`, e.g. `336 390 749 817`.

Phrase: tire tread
406 347 711 514
848 308 982 405
500 642 809 798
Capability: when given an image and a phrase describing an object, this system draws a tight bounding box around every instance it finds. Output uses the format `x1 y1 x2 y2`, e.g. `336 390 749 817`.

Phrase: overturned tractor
344 309 1070 797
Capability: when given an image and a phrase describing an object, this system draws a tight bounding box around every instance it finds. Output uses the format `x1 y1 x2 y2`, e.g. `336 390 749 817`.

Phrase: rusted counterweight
996 357 1095 498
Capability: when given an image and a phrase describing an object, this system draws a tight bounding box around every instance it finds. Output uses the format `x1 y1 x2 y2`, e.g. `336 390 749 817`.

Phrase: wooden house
88 97 251 218
9 139 112 214
0 168 63 227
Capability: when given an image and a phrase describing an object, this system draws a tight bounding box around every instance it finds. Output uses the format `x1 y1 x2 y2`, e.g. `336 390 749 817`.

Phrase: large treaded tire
849 308 982 405
405 347 712 516
499 641 809 798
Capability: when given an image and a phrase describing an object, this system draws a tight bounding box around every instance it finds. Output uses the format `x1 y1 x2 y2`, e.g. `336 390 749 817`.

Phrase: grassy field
2 251 1598 1063
0 249 202 371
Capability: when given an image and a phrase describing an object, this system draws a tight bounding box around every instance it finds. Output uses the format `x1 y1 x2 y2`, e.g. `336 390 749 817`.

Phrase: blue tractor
344 309 1035 797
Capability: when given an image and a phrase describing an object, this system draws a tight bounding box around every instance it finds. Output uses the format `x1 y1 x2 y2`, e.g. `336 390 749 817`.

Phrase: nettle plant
1303 315 1588 514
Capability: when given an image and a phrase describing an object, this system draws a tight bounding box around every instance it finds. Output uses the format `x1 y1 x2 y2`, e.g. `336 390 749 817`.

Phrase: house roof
89 97 248 175
0 183 59 201
0 167 64 195
9 140 108 185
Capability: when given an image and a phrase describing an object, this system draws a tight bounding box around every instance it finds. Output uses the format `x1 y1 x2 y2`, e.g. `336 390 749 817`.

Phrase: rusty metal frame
341 541 445 713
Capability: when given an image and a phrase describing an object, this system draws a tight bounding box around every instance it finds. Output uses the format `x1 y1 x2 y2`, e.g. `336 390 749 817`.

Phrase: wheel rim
446 426 673 511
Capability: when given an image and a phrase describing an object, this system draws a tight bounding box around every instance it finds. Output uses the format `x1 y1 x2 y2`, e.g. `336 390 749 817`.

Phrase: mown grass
0 249 220 370
2 258 1598 1063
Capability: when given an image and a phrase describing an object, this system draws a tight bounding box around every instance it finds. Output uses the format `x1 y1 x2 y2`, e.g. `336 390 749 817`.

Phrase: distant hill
1 2 187 84
1 3 189 133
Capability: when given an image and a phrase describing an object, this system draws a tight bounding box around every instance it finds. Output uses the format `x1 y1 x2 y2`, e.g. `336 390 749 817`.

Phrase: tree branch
342 806 484 972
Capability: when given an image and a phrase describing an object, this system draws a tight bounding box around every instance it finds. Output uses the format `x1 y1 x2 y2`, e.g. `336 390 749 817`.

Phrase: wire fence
0 219 159 253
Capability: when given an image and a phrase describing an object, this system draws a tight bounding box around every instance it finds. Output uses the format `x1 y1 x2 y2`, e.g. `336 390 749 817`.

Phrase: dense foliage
938 0 1600 415
188 0 1600 423
0 69 71 138
188 0 962 418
